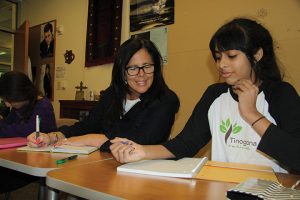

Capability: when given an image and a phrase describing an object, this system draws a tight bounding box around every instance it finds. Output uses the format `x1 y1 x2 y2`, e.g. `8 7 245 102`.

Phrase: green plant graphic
220 118 242 144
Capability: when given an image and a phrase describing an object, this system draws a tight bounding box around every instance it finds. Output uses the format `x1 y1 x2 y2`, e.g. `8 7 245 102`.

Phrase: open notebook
117 157 208 178
17 145 98 155
0 137 27 149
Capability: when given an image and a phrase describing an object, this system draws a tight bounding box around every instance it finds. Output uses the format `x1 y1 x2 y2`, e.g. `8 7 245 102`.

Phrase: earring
124 80 127 85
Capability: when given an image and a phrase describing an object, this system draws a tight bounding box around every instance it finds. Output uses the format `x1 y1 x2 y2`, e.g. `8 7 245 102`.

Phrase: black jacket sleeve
58 89 111 137
163 85 219 159
258 82 300 173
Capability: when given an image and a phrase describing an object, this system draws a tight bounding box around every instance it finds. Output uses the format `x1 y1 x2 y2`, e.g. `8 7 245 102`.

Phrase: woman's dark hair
108 37 168 119
0 71 38 120
209 18 283 83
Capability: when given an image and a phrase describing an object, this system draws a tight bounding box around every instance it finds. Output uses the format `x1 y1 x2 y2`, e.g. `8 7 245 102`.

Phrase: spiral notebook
227 178 300 200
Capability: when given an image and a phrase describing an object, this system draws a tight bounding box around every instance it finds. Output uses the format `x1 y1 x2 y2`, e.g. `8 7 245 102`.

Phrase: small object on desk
0 137 27 149
56 155 78 165
35 115 40 139
227 178 300 200
117 157 208 178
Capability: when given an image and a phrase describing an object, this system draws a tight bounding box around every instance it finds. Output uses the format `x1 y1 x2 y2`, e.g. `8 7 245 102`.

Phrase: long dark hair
0 71 38 120
209 18 283 83
107 37 168 120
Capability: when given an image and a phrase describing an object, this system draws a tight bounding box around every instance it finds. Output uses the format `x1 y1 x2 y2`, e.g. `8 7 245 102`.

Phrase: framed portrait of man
28 20 56 100
40 22 55 58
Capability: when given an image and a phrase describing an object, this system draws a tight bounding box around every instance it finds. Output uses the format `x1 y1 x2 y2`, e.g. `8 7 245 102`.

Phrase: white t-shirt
123 98 141 114
208 89 287 173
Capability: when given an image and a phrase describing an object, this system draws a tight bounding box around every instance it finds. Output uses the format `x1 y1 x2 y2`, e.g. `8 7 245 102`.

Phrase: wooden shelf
59 100 98 121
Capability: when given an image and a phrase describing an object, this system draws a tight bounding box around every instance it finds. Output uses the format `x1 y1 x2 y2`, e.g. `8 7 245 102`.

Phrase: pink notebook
0 137 28 149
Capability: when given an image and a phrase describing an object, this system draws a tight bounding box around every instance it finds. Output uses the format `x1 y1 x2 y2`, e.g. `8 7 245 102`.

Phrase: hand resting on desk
110 137 145 163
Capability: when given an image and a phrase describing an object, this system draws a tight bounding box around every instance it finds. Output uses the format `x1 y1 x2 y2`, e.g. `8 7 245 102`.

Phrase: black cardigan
59 86 179 152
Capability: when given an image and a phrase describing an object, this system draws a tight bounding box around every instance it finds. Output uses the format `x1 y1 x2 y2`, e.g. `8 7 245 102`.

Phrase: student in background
110 18 300 174
28 37 179 152
0 71 56 194
0 71 56 137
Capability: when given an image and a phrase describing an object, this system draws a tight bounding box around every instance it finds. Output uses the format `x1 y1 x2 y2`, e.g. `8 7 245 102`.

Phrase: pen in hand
35 115 40 140
56 155 78 165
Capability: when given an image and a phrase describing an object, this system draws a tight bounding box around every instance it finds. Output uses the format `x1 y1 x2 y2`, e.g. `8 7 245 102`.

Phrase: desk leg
47 187 59 200
38 178 47 200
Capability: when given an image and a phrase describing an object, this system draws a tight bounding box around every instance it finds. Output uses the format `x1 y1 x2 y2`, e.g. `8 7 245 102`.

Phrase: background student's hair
109 37 168 119
0 71 38 120
209 18 283 83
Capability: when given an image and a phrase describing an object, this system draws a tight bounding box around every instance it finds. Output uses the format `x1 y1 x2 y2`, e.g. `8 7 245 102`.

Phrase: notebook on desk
196 161 278 183
0 137 27 149
17 145 98 155
117 157 208 178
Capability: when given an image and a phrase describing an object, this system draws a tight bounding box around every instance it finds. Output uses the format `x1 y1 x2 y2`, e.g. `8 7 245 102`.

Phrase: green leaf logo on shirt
220 118 242 144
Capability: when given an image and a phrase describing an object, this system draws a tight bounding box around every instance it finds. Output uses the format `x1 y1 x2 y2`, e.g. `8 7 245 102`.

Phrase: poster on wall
131 27 168 64
130 0 174 32
40 22 55 58
28 20 56 100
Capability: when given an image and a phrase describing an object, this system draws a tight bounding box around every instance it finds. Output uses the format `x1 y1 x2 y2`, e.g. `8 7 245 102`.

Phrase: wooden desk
0 148 112 200
47 159 233 200
59 100 98 120
0 147 112 177
47 159 300 200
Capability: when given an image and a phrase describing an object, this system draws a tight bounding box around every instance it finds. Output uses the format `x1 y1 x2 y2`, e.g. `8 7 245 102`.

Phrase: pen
120 141 128 145
56 155 78 165
35 115 40 140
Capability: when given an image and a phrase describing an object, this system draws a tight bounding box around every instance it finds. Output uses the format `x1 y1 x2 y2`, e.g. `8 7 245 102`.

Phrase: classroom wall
20 0 300 155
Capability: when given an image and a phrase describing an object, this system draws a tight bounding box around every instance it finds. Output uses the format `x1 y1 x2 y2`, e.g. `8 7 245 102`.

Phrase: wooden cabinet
59 100 98 121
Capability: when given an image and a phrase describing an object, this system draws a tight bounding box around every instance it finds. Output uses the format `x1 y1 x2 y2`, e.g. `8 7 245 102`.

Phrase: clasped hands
110 137 144 163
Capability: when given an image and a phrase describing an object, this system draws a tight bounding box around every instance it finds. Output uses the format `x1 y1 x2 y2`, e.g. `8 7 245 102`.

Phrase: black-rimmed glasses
126 64 155 76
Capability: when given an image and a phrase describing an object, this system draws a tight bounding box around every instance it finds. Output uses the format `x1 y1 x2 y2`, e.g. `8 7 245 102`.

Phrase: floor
0 182 39 200
0 183 83 200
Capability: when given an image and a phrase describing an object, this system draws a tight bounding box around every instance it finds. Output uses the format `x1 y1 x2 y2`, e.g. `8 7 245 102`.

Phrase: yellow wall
20 1 300 151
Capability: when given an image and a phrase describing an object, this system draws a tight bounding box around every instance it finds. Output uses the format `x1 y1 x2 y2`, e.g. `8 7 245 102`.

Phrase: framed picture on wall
131 27 168 64
130 0 174 32
39 22 55 58
29 20 56 100
85 0 123 67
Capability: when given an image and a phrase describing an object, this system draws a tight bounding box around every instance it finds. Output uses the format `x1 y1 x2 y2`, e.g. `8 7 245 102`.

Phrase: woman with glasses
28 37 179 152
